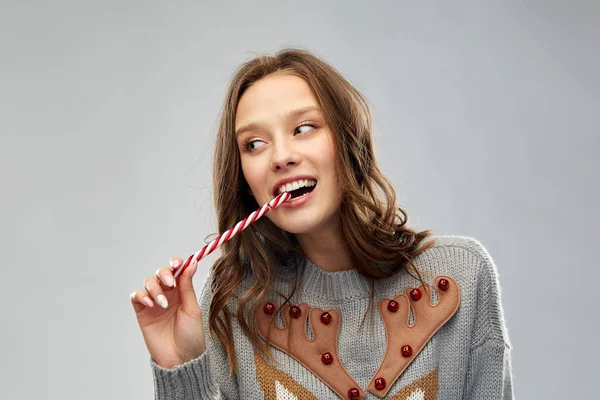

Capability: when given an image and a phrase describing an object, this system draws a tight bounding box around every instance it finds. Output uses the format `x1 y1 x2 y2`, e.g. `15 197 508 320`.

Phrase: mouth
284 184 317 201
279 182 317 208
273 179 318 201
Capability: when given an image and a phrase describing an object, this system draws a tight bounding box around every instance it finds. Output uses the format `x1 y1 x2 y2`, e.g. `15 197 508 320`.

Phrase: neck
295 217 354 272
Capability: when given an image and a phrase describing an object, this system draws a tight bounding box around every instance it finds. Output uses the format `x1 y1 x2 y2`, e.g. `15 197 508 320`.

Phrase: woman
130 48 513 399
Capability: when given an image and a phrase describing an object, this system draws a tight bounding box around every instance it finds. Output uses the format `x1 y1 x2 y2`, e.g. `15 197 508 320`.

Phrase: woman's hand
130 257 206 369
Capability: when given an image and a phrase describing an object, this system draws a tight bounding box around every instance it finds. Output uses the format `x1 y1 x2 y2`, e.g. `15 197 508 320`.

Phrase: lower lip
279 186 316 209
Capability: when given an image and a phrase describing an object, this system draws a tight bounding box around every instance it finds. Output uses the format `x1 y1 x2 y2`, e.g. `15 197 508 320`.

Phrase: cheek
241 158 265 196
240 160 254 190
318 138 340 195
317 137 337 172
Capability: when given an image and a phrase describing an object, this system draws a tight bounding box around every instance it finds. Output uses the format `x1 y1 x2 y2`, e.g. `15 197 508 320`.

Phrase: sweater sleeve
465 339 513 399
150 274 240 399
464 239 514 399
151 352 223 399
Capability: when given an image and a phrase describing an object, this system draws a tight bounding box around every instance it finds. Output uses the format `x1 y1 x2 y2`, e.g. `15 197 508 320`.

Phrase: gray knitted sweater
151 235 513 399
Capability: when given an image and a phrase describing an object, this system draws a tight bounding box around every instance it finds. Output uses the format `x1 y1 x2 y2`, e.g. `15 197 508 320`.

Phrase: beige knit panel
389 367 439 400
254 351 318 400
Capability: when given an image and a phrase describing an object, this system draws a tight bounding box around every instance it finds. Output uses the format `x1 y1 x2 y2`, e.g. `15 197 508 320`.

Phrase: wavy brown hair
208 48 435 374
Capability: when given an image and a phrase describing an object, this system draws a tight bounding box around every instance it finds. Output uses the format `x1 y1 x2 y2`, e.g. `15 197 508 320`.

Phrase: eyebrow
235 106 322 137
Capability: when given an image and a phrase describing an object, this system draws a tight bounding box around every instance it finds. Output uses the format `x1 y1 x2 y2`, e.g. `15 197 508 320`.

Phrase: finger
143 276 169 309
130 290 155 312
169 257 184 271
155 267 176 288
178 258 199 309
173 255 195 279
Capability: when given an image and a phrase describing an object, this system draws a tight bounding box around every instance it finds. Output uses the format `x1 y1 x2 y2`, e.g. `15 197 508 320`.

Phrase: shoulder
412 235 511 347
425 235 503 295
411 235 499 283
420 234 493 263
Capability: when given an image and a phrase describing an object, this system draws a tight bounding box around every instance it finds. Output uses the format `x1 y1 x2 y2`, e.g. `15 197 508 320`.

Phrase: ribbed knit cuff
151 352 220 399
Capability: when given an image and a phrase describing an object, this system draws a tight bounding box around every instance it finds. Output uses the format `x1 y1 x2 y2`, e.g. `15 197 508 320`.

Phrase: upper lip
271 175 318 196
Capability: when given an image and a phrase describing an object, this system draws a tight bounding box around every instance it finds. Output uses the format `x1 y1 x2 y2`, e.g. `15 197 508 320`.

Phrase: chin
275 223 315 235
272 215 333 236
266 202 342 236
266 215 311 234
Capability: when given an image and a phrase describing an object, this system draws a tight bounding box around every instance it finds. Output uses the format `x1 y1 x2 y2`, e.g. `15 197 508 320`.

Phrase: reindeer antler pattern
367 276 460 398
255 303 366 400
255 276 460 399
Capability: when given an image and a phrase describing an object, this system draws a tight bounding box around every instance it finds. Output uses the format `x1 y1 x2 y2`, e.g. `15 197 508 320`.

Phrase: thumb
178 258 199 308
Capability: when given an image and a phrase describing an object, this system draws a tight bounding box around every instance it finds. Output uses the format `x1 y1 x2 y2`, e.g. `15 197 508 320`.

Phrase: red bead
321 352 333 365
320 312 332 325
387 300 399 312
374 377 386 390
348 388 360 399
290 306 301 318
401 345 413 357
410 288 422 301
263 302 275 315
438 279 450 291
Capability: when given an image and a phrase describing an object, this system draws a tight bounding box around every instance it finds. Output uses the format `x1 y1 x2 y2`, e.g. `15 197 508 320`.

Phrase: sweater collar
296 257 372 301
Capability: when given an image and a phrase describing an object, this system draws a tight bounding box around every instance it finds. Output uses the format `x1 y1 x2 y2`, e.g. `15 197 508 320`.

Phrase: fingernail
157 294 168 309
130 292 136 301
170 259 181 268
143 297 154 307
164 274 175 287
190 259 198 276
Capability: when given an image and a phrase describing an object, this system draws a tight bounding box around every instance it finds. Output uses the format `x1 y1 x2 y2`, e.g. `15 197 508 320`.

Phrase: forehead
235 73 319 128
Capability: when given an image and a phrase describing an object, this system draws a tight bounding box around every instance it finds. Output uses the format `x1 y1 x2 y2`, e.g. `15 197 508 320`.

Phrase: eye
244 139 264 152
295 124 316 135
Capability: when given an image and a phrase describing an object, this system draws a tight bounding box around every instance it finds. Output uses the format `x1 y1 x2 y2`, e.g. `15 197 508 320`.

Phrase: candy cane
173 192 291 279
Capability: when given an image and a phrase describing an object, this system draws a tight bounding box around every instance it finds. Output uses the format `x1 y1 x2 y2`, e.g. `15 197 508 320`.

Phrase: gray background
1 1 598 399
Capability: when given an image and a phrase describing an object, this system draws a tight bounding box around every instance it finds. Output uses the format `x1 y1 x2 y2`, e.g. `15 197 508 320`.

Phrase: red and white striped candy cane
173 192 291 279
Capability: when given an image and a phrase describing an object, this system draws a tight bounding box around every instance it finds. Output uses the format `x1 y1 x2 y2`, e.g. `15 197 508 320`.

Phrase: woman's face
235 73 342 235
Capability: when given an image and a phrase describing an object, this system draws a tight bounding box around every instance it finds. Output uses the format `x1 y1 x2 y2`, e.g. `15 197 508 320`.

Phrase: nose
270 139 300 171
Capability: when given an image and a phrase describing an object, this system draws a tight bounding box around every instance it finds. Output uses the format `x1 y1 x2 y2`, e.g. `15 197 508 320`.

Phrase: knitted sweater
150 235 513 399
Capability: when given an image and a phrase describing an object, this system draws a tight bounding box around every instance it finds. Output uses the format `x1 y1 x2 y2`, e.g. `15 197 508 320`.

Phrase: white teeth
277 179 316 195
285 191 311 202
